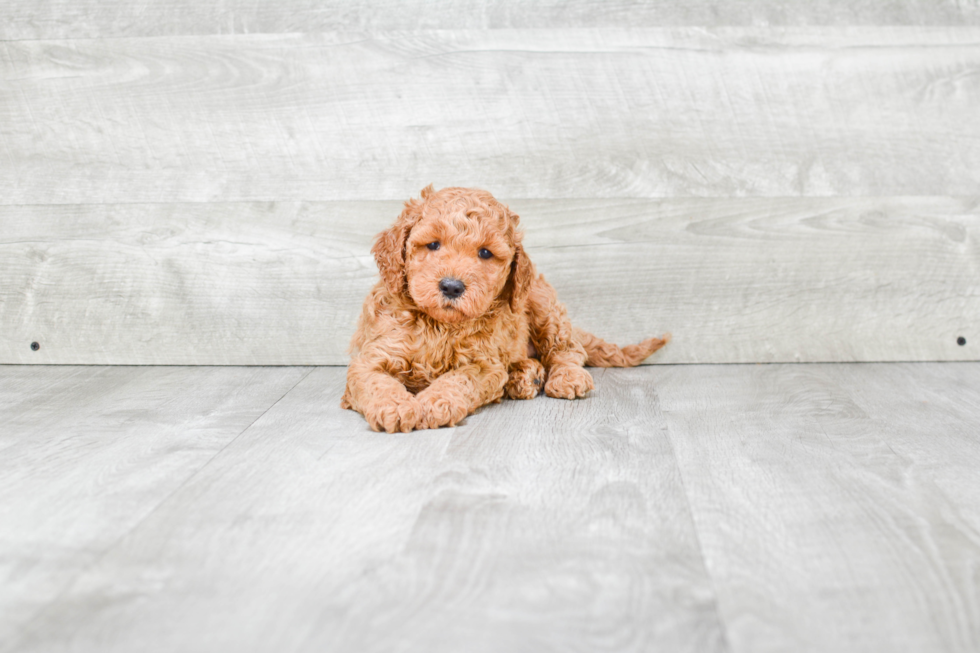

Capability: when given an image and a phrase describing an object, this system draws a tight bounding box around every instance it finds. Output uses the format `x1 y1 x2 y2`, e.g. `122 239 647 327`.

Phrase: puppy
342 185 669 432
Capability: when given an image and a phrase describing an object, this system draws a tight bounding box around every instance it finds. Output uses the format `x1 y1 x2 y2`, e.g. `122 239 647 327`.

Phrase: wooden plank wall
1 4 978 364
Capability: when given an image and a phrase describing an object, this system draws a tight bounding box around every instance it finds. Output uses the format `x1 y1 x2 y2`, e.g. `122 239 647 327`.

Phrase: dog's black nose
439 277 466 299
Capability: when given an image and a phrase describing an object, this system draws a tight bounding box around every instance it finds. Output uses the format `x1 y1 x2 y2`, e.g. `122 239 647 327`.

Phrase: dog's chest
400 335 477 392
397 319 523 393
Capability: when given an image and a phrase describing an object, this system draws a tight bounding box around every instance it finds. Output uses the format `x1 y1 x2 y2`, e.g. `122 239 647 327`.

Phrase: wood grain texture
3 363 979 652
2 28 980 204
0 365 311 646
2 366 727 653
317 367 725 653
1 367 459 653
2 196 977 365
656 363 980 653
3 0 980 40
0 201 377 365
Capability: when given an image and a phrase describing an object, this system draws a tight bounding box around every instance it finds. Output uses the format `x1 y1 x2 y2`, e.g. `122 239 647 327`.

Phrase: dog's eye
478 248 493 260
426 241 440 251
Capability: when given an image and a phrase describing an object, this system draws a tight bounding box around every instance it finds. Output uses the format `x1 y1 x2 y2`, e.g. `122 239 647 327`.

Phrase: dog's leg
505 358 545 399
416 362 508 428
526 276 595 399
343 359 422 433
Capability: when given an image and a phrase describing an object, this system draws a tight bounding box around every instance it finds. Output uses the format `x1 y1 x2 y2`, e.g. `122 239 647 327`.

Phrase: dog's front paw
417 389 470 429
362 395 422 433
544 365 594 400
506 358 545 400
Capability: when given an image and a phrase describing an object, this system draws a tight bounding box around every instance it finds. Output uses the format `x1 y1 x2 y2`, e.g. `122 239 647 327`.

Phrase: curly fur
342 185 669 432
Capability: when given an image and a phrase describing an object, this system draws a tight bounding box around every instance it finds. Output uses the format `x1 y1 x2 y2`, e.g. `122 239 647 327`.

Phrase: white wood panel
2 28 979 204
3 366 726 653
0 365 311 645
656 363 980 652
0 201 382 365
3 1 980 40
525 196 980 364
1 197 976 365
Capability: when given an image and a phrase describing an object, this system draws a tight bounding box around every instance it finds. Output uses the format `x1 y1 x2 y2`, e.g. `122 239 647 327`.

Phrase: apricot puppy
341 185 669 432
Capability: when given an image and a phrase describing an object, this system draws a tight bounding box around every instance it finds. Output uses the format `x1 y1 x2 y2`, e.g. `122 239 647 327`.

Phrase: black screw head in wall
30 341 40 351
958 336 967 346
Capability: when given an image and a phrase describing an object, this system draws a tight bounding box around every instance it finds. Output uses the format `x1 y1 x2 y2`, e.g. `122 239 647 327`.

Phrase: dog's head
372 185 534 323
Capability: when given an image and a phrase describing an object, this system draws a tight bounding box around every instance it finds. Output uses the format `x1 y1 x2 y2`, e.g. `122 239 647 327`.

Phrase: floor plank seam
3 366 317 651
656 401 735 653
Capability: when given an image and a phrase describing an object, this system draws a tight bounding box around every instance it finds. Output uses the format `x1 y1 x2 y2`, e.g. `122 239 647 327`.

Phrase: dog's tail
573 328 670 367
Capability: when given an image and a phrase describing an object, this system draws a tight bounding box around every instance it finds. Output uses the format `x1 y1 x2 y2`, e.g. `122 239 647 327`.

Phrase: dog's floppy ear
503 207 535 312
372 188 429 298
506 243 535 312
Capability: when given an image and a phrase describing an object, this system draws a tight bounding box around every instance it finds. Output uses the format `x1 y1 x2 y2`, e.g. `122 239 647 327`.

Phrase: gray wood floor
2 363 978 652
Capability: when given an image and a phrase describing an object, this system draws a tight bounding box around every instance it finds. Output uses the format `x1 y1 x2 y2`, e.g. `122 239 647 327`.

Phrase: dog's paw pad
365 397 421 433
506 359 546 400
544 366 594 400
419 394 469 429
